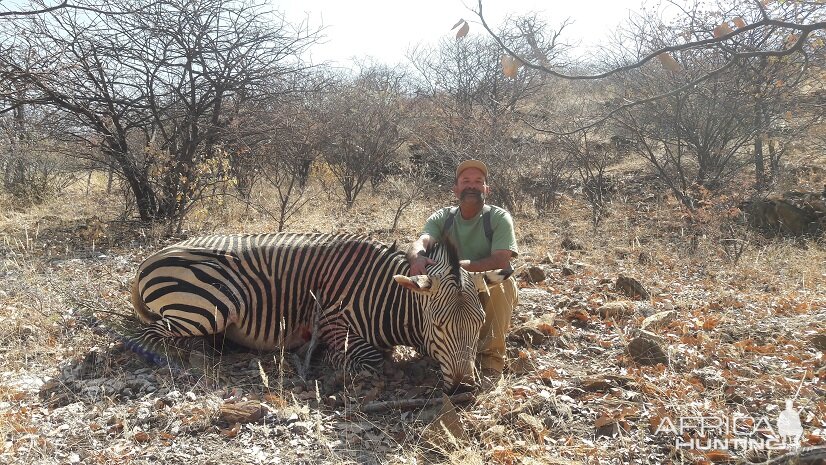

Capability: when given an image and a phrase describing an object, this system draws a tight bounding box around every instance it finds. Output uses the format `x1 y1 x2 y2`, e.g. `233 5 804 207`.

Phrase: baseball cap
456 159 488 180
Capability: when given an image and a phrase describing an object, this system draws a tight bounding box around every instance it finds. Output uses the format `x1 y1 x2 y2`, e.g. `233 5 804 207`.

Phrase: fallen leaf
703 449 734 462
536 322 559 336
221 423 241 438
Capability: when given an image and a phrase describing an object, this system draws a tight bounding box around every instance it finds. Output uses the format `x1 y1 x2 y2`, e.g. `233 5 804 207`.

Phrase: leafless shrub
317 64 410 208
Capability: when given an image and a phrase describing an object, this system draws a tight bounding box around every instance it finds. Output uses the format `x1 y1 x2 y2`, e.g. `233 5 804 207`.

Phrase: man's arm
407 234 436 275
459 249 513 272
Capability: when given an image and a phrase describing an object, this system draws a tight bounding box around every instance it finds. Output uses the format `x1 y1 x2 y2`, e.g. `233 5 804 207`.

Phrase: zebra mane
435 235 462 282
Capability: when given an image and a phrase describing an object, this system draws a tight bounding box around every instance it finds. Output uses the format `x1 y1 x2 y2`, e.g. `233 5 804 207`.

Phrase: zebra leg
131 316 223 370
325 331 386 374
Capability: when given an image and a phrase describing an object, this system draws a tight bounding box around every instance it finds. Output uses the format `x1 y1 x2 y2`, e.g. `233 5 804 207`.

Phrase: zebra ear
393 274 433 293
469 272 490 295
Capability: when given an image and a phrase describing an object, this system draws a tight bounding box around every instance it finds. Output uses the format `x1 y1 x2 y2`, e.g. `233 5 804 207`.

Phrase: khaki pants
477 277 519 373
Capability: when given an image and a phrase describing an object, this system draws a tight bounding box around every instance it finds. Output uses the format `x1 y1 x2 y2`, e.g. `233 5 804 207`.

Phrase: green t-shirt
423 205 519 262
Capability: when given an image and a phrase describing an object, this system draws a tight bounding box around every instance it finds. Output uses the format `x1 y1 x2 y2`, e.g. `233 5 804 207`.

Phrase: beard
460 188 485 204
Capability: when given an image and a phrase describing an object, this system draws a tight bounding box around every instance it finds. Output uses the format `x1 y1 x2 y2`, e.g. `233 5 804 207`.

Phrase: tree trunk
105 144 158 222
106 166 114 194
754 136 765 191
753 98 766 191
767 139 780 180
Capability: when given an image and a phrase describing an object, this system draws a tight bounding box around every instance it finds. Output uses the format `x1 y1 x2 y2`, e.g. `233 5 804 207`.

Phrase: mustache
460 189 485 200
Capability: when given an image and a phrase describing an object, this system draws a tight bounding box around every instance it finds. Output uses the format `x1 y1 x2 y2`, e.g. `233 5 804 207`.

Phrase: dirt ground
1 175 824 465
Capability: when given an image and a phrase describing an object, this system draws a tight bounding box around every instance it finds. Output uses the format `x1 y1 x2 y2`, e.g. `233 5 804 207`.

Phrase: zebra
130 232 513 390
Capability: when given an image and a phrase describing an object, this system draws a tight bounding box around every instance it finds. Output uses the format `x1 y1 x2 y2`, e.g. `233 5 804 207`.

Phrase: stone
627 332 668 366
218 400 268 424
508 355 536 375
522 266 546 283
509 326 549 346
421 394 468 452
641 310 677 331
578 377 613 392
638 252 652 264
561 237 584 251
517 413 545 434
615 275 650 300
597 301 634 319
691 368 726 389
810 334 826 351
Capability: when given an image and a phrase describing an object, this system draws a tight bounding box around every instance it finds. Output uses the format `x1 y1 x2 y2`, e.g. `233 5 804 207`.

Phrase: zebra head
394 239 513 392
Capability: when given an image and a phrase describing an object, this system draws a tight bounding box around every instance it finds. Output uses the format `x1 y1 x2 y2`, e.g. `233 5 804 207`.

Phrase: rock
595 420 621 438
508 354 537 375
578 377 613 392
810 334 826 351
615 275 650 300
627 332 668 366
509 326 549 346
522 266 546 283
641 310 677 331
218 400 267 424
691 368 726 389
561 237 584 251
517 413 545 434
597 301 634 319
561 266 575 276
289 421 314 435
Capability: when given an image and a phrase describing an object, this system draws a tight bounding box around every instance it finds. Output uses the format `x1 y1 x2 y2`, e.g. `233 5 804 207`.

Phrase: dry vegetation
1 1 825 464
0 164 824 465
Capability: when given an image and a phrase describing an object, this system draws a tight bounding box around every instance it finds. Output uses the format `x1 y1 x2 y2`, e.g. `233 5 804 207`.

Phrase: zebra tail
130 277 158 324
70 301 187 370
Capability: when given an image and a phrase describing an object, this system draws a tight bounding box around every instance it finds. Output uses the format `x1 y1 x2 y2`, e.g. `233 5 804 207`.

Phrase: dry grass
1 172 824 465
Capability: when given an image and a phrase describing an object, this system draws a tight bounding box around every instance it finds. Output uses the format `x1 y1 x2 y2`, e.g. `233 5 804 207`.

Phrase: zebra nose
445 374 475 394
449 381 475 394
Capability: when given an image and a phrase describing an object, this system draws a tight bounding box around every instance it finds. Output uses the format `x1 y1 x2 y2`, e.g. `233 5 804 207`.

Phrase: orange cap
456 159 488 179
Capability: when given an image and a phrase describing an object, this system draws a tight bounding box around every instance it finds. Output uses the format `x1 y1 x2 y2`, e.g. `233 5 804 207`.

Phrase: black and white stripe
131 232 512 389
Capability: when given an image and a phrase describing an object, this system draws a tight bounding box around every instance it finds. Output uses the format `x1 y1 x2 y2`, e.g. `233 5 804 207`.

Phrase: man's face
453 167 489 205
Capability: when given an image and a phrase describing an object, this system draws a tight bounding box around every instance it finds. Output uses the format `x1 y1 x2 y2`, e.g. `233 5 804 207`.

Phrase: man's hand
458 250 513 272
407 234 435 276
409 255 436 276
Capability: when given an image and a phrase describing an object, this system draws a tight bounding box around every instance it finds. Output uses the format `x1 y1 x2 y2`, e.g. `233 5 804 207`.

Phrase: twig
361 392 475 413
304 290 324 372
749 446 826 465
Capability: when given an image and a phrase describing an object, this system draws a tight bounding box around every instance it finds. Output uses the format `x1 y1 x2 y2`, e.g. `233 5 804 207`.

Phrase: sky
276 0 646 67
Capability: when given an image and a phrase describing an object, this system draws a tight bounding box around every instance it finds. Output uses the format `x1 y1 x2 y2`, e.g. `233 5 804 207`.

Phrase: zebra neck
383 285 426 349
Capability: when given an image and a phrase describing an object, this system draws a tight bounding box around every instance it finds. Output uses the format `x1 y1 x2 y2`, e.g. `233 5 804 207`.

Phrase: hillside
0 173 824 465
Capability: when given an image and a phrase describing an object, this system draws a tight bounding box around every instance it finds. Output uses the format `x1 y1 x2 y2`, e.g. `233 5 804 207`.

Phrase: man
407 159 519 385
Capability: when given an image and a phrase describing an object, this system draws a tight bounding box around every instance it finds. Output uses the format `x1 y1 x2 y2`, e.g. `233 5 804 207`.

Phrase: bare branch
0 0 165 17
475 0 825 80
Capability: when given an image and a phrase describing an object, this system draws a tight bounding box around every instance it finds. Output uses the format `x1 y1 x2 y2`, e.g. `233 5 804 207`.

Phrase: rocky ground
1 185 825 464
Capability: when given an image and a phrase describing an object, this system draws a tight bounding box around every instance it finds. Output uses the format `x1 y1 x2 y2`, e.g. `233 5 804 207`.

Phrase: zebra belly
223 322 313 352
